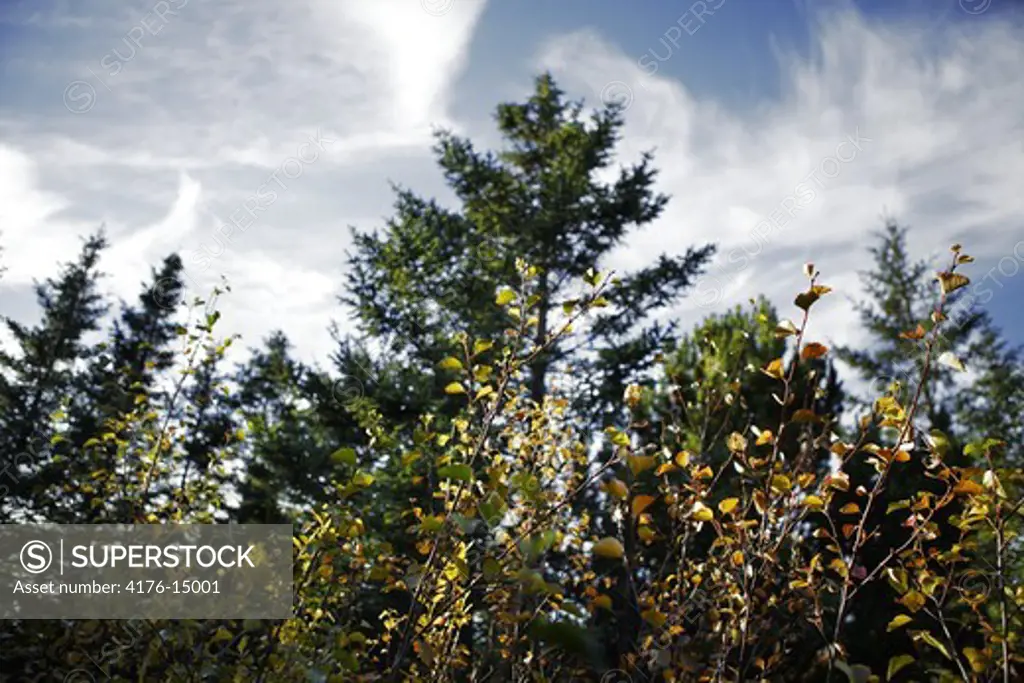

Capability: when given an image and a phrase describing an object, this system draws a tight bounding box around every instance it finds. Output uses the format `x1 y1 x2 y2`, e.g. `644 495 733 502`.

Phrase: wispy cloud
1 0 1021 381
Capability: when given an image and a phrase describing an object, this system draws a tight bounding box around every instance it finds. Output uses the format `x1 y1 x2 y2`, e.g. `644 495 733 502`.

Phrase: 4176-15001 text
11 579 220 595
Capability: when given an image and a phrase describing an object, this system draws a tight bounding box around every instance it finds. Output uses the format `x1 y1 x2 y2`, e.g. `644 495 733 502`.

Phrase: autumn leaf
691 501 714 522
627 455 656 476
774 319 799 338
801 342 828 360
632 495 656 518
761 358 785 381
935 271 969 295
726 431 748 452
899 590 926 613
438 356 464 371
791 409 821 424
718 498 739 515
495 288 516 306
954 478 984 496
795 284 832 310
899 324 926 340
605 478 629 500
803 495 825 510
592 537 625 559
444 382 466 395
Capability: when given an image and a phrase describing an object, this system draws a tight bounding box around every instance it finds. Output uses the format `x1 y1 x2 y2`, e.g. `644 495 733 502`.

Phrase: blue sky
0 0 1022 381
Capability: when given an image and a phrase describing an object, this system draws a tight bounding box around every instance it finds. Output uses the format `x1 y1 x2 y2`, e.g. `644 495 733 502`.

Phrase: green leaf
437 464 474 483
472 339 493 354
352 471 375 487
915 631 952 660
886 614 912 632
330 447 357 466
478 492 507 526
887 654 914 680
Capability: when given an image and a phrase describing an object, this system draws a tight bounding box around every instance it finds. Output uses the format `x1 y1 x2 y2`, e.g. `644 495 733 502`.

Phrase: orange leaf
632 495 656 518
899 324 926 340
801 342 829 360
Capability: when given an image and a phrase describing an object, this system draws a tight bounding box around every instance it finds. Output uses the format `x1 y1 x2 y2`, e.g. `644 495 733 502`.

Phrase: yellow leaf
628 455 656 476
954 479 985 496
444 382 466 395
592 537 625 559
756 430 774 446
605 478 629 500
641 609 667 628
761 358 785 380
637 526 656 542
887 614 912 632
937 351 966 372
475 385 494 399
438 356 463 371
632 495 656 517
718 498 739 515
899 590 926 613
770 474 792 495
726 432 748 452
936 271 969 295
692 501 714 522
495 289 516 306
840 503 860 514
655 462 677 477
962 647 987 673
731 550 744 566
674 451 691 468
791 408 820 423
804 495 825 510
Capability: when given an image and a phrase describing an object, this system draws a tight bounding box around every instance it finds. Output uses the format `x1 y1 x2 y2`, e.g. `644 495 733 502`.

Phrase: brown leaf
801 342 829 360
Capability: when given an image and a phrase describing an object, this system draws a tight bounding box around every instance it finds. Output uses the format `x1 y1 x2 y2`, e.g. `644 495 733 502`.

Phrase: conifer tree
0 232 109 521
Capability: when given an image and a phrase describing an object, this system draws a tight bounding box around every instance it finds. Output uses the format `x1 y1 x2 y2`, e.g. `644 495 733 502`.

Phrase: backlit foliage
3 245 1022 682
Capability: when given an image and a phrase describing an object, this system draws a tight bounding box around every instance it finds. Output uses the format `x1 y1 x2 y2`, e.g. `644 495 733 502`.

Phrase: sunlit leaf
632 495 656 517
801 342 829 360
937 351 966 372
887 615 912 632
495 288 516 306
330 447 357 466
761 358 785 381
444 382 466 395
692 501 714 522
935 271 969 295
439 356 463 371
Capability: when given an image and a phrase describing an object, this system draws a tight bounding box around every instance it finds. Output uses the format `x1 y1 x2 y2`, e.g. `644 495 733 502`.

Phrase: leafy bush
3 245 1021 683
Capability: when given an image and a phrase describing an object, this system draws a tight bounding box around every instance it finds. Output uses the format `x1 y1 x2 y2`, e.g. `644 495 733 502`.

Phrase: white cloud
536 7 1024 377
1 0 1021 392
